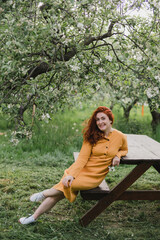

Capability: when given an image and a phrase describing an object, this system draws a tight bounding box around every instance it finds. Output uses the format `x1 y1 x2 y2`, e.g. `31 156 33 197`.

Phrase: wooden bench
73 134 160 227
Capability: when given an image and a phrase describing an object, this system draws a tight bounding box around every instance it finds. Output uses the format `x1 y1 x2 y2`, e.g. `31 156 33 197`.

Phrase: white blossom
38 2 44 8
88 5 95 11
98 68 105 73
105 55 112 61
146 88 153 98
81 0 88 4
77 23 84 29
134 53 142 62
153 87 159 94
94 59 100 65
70 65 80 71
152 0 160 8
122 98 131 104
10 138 19 146
106 5 111 9
69 26 74 31
41 114 46 120
46 113 50 119
41 113 50 123
155 75 160 82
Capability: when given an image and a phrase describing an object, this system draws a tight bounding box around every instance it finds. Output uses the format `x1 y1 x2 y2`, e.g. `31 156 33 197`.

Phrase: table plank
122 134 160 161
127 134 160 156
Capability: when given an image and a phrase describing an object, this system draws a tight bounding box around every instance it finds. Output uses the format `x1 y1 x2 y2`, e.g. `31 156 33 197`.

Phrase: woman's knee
48 192 64 202
46 195 64 204
55 193 65 201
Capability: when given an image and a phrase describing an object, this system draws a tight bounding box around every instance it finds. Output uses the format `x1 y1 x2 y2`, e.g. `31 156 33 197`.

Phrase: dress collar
104 128 114 140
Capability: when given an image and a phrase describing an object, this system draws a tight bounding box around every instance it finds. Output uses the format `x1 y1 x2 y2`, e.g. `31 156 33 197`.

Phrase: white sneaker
19 215 36 225
30 192 45 202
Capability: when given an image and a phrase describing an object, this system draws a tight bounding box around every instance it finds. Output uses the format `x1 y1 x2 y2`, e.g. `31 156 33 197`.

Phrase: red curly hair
83 106 114 145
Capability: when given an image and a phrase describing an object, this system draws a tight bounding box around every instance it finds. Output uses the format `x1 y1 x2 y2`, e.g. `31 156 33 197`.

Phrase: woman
19 106 128 224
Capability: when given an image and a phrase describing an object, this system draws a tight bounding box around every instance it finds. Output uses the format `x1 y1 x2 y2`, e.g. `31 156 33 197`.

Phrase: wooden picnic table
74 134 160 227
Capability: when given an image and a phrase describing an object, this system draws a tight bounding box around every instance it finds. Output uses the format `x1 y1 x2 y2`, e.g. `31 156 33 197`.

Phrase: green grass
1 160 160 240
0 103 160 240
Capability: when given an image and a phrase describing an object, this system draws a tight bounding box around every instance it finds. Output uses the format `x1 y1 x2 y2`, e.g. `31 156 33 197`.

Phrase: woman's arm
112 134 128 166
62 175 74 187
66 141 92 179
116 134 128 159
112 155 120 166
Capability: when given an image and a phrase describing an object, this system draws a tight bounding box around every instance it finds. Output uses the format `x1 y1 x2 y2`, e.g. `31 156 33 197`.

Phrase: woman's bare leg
42 188 63 198
19 189 65 224
33 192 64 219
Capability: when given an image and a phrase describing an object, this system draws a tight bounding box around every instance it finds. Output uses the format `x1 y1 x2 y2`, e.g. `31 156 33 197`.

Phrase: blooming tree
0 0 159 128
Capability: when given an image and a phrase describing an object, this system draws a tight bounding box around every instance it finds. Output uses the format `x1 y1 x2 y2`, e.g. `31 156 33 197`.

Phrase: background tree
0 0 159 129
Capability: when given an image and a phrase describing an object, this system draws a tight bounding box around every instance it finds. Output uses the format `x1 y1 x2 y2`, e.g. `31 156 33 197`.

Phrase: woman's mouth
99 124 105 128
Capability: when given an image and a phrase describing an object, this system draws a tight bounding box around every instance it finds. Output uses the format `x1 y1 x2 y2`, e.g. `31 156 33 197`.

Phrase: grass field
0 104 160 240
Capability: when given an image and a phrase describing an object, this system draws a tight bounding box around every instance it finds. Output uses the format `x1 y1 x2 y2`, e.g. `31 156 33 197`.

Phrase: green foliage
20 114 83 155
1 0 160 129
1 102 159 160
113 104 153 136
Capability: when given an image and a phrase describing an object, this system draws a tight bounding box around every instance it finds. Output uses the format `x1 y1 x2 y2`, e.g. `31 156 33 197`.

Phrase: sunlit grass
0 103 160 239
1 162 160 240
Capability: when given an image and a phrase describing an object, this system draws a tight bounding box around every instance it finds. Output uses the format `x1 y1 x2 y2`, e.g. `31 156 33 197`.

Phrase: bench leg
80 162 152 227
153 162 160 174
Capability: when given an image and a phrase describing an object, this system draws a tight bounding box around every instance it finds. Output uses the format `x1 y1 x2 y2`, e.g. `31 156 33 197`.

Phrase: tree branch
83 20 116 45
123 34 149 58
17 21 116 80
25 62 52 79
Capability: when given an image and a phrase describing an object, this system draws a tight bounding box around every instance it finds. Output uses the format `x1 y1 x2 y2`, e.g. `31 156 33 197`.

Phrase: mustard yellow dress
53 129 128 202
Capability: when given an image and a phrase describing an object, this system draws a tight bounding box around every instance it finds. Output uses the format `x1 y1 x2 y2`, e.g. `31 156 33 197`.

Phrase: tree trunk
122 99 138 121
147 98 160 132
123 107 130 121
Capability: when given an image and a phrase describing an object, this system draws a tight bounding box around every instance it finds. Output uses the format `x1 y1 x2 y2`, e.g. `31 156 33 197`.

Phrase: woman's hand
112 156 120 167
62 175 74 187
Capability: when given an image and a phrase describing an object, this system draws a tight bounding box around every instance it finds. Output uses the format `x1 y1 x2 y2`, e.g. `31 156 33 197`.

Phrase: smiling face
96 112 112 133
